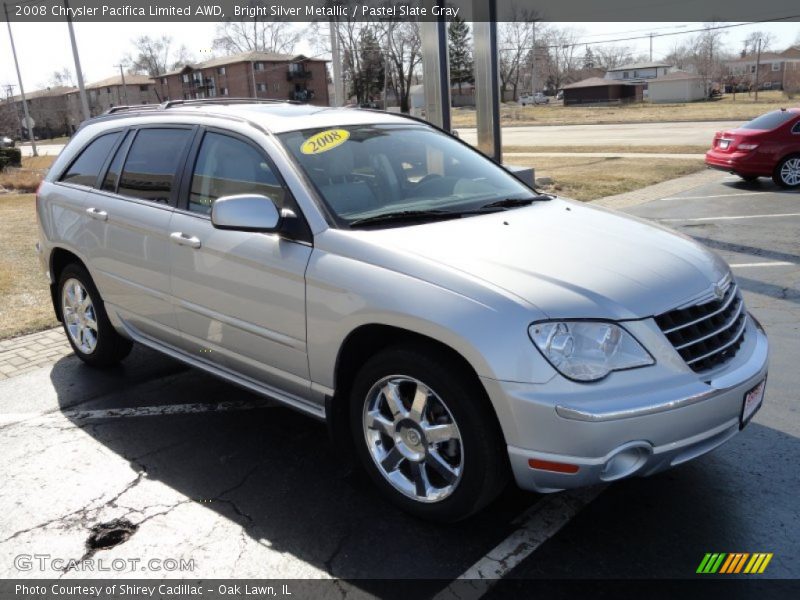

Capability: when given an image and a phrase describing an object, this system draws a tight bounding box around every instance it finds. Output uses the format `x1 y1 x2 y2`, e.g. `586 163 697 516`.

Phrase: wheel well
49 248 87 321
327 324 503 462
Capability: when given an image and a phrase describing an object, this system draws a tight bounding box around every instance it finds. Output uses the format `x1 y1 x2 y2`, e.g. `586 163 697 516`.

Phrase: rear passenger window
60 132 121 187
189 132 284 214
118 128 192 204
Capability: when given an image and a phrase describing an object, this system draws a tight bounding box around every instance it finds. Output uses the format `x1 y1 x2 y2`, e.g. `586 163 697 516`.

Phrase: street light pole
114 64 129 106
3 2 37 156
64 0 90 121
754 37 762 102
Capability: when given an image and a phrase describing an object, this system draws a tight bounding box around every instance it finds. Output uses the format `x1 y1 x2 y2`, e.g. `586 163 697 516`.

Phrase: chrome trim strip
555 388 720 422
674 296 744 350
661 283 738 334
686 314 747 365
118 319 324 420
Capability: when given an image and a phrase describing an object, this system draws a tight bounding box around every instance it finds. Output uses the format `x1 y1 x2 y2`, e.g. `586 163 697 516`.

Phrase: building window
772 62 781 71
273 83 280 91
750 65 756 73
623 72 629 79
106 87 111 93
254 62 265 71
256 83 267 92
161 77 167 85
217 67 226 75
182 74 190 83
220 87 228 96
139 85 148 92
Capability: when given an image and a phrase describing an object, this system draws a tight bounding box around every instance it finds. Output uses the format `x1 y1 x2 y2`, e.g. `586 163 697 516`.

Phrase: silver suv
36 100 769 521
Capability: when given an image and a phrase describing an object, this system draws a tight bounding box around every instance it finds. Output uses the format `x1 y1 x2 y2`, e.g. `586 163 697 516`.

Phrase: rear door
78 126 195 344
168 128 314 400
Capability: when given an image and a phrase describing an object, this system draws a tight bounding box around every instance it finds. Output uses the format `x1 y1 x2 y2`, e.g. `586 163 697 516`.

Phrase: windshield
741 110 797 130
278 124 535 227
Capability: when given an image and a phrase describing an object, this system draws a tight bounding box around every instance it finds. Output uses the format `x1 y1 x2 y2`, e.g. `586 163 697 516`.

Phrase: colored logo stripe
697 553 773 574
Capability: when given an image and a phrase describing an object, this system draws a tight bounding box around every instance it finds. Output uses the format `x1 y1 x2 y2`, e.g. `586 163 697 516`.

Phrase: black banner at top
2 0 799 23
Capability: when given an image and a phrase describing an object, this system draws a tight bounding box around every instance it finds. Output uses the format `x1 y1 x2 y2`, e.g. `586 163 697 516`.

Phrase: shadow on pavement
48 347 537 584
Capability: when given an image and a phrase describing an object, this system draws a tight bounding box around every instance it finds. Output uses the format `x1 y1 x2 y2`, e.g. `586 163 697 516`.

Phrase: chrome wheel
61 278 98 354
780 158 800 186
362 376 463 503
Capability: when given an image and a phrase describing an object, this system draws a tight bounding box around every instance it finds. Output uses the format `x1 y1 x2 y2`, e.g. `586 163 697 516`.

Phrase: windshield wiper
478 195 552 210
349 209 456 228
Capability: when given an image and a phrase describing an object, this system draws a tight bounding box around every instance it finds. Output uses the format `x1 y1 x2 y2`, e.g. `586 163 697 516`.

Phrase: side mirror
211 194 281 232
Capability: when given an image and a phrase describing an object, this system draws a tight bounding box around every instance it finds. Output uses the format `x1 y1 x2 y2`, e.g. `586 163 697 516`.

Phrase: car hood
361 198 730 320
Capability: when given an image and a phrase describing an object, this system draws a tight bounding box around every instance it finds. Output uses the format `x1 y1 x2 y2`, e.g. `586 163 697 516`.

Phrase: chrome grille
655 281 746 372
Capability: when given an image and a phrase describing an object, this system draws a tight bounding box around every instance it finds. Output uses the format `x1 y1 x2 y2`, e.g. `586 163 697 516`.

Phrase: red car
705 107 800 188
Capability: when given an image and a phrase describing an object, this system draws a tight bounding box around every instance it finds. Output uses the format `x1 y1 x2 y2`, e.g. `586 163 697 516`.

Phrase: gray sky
2 21 799 95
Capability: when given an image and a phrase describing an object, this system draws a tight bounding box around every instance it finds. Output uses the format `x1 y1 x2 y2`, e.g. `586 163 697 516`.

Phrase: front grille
655 281 746 372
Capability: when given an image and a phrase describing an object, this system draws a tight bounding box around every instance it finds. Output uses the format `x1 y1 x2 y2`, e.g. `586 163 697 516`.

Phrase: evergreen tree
448 17 473 95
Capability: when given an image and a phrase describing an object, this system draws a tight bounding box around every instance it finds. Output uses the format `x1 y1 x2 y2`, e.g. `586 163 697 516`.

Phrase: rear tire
772 155 800 188
58 263 132 367
349 344 509 522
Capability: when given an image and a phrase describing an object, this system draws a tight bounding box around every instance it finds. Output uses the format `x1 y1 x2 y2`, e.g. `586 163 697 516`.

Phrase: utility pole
3 2 37 156
329 20 344 107
530 21 536 94
649 33 654 61
64 0 90 121
114 64 129 106
754 37 762 102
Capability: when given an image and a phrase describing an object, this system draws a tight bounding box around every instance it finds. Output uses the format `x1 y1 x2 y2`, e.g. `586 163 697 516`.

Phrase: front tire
772 155 800 188
349 345 509 522
58 263 132 367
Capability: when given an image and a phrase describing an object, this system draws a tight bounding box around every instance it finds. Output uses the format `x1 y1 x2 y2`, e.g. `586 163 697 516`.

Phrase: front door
168 130 313 399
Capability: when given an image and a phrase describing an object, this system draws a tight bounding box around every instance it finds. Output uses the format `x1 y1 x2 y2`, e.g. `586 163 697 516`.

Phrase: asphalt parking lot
0 172 798 595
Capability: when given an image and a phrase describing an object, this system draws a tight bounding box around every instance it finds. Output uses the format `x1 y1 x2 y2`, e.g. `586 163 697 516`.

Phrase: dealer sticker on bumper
741 378 766 429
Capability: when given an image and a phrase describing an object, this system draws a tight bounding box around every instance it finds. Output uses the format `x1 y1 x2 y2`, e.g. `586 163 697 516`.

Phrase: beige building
8 86 75 139
65 74 159 130
647 71 707 103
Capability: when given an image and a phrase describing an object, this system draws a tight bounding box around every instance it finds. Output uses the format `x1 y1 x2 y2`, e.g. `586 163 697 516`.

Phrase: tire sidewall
773 155 800 188
349 346 505 522
58 263 128 366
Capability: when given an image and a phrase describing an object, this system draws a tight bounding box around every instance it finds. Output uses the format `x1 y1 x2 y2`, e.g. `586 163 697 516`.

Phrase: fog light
600 443 650 481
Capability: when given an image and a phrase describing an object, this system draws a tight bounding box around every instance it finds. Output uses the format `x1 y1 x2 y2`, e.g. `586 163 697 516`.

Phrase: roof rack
103 104 162 115
160 98 303 109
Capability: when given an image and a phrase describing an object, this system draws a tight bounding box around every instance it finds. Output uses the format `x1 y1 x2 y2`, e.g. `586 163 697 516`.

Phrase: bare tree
379 21 422 113
690 24 728 97
593 45 635 70
126 35 195 77
0 99 18 139
49 68 75 88
540 27 583 93
742 31 776 57
497 8 538 100
213 19 301 55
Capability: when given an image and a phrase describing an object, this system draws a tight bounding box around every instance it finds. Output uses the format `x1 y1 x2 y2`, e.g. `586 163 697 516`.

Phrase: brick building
65 74 159 130
153 51 329 105
8 86 75 139
725 46 800 91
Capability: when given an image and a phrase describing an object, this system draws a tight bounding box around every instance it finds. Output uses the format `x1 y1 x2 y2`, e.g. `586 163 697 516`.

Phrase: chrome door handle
170 231 202 249
85 207 108 221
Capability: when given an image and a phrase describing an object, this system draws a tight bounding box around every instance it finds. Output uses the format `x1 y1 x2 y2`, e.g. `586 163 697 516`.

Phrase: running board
118 320 326 421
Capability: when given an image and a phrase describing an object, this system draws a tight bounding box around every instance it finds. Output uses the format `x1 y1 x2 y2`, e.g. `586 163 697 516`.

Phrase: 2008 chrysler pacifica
36 100 769 521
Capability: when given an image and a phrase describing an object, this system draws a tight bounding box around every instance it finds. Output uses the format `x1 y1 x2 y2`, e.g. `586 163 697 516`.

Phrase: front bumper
485 318 769 493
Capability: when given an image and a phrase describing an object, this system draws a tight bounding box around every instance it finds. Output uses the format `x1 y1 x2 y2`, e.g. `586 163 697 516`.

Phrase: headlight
529 321 654 382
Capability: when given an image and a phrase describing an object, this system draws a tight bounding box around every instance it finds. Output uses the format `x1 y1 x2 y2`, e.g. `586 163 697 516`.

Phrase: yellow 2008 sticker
300 129 350 155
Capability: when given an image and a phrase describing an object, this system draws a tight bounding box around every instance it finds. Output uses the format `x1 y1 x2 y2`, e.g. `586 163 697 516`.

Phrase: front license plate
740 378 766 429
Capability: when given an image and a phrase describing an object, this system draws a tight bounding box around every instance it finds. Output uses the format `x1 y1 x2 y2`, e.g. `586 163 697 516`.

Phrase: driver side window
189 132 284 215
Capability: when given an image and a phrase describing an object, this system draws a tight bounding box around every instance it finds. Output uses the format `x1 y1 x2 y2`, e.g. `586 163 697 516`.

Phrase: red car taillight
737 143 759 151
